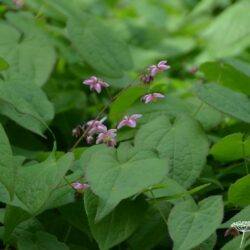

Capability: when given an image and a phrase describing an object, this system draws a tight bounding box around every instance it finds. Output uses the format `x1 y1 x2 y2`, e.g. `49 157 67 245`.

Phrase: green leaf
185 97 222 130
84 190 147 250
200 233 217 250
220 206 250 229
17 231 69 250
0 79 54 137
0 14 56 86
221 237 242 250
202 0 250 58
0 57 9 72
67 15 132 77
135 115 209 188
15 153 73 214
4 206 31 240
128 202 170 250
210 133 250 162
200 60 250 96
168 196 223 250
193 83 250 123
109 84 145 123
0 124 16 199
228 174 250 207
86 143 168 221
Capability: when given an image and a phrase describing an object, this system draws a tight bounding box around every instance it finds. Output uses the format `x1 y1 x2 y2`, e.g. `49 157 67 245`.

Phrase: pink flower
142 93 165 103
83 76 109 93
96 129 117 147
148 60 170 76
86 136 94 144
86 117 107 136
71 182 90 193
117 114 142 129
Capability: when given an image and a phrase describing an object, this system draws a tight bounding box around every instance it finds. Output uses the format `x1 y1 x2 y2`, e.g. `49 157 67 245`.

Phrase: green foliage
0 0 250 249
168 196 223 250
86 143 168 220
135 115 209 188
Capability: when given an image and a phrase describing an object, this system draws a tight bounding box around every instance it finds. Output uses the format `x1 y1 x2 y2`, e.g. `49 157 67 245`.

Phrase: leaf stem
64 226 72 243
240 231 245 248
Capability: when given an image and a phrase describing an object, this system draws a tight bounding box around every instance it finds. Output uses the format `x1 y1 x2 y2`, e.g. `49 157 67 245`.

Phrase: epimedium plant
1 0 250 250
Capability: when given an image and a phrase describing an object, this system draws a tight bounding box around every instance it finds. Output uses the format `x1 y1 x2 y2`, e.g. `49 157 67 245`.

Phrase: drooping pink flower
117 114 142 129
71 182 90 193
142 93 165 103
86 117 107 136
83 76 109 93
148 60 170 76
86 136 94 144
96 129 117 147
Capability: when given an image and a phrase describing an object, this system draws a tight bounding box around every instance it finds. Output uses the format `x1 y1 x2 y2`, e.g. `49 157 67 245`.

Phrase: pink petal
117 120 128 129
130 114 142 120
94 83 102 93
127 119 136 127
145 95 153 103
158 60 167 66
153 93 165 98
83 79 94 85
90 76 98 81
96 134 103 144
100 80 109 87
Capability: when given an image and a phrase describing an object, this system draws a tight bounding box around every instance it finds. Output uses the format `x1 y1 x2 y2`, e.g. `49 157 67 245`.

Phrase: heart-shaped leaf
168 196 223 250
135 115 209 188
86 143 168 221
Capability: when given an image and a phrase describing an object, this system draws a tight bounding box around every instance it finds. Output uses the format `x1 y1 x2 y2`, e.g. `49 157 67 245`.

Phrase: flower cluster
74 60 170 147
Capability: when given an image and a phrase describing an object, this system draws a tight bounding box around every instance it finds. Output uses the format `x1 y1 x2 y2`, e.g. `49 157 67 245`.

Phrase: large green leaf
193 83 250 123
210 133 250 162
0 79 54 136
15 153 73 214
67 15 132 77
86 143 168 221
0 14 56 86
200 60 250 95
0 124 16 199
202 0 250 58
17 231 69 250
168 196 223 250
228 174 250 207
135 115 209 188
85 191 147 250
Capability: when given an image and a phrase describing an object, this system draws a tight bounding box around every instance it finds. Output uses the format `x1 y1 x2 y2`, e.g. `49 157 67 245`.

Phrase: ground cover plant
0 0 250 249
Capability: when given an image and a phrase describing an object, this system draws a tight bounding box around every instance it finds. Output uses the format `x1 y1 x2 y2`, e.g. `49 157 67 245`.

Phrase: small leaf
228 175 250 207
84 191 147 250
210 133 250 162
168 196 223 250
135 115 209 188
193 83 250 123
86 143 168 221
